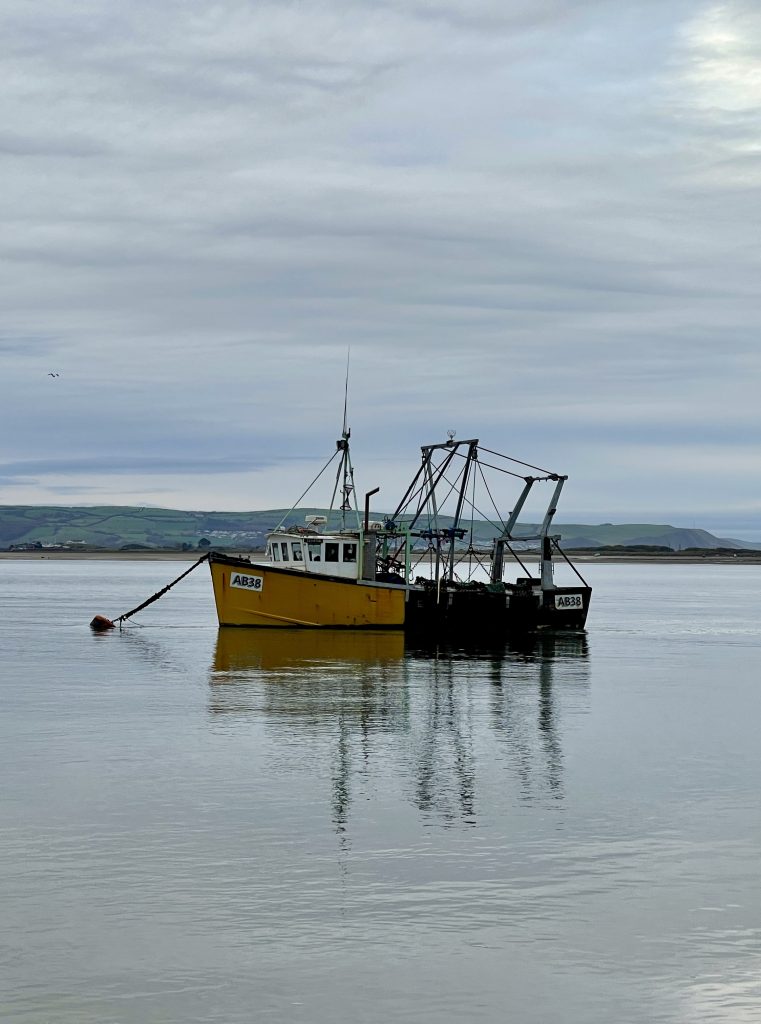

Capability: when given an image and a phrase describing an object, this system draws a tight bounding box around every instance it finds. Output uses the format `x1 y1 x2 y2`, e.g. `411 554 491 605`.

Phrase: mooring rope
90 553 210 630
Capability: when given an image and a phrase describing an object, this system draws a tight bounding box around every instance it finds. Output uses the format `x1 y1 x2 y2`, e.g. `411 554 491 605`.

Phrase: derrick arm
539 476 566 589
490 476 535 583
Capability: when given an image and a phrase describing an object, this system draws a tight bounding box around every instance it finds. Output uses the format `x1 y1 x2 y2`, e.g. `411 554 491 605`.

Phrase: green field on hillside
0 505 748 552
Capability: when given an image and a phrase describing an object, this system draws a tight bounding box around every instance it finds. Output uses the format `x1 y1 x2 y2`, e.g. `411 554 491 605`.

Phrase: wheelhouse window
325 543 339 562
271 544 280 562
280 542 289 560
307 541 322 562
292 541 303 561
343 543 357 563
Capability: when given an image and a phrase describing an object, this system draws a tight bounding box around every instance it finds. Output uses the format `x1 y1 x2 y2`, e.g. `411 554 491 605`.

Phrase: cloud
0 0 759 533
0 455 279 477
681 4 761 115
0 131 109 157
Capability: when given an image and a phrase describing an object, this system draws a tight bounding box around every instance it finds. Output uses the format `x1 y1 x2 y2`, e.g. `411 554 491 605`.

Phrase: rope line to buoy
114 553 211 624
90 553 210 630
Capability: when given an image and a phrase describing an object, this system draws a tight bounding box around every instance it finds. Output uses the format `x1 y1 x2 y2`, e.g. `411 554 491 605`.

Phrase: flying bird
47 372 60 377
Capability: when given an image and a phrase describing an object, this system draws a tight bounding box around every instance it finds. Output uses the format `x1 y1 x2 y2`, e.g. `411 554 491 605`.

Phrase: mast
336 426 357 530
446 440 478 580
421 456 440 587
391 437 479 585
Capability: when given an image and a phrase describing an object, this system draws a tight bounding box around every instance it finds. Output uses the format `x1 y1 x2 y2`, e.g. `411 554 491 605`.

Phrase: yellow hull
209 557 406 628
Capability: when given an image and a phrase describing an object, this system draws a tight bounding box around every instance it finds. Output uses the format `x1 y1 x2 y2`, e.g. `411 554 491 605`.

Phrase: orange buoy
90 615 115 631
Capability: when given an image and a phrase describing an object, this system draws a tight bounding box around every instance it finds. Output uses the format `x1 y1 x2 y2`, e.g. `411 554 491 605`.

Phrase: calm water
1 559 761 1023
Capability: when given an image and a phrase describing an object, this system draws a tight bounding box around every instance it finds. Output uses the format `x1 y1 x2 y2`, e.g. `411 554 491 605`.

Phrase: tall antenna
342 346 351 439
336 347 358 530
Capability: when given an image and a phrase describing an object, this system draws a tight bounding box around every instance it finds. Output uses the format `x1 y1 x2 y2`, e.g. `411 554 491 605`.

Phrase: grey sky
2 1 760 536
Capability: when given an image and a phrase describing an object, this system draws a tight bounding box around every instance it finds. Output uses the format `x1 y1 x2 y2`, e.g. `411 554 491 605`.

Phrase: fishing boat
208 424 591 636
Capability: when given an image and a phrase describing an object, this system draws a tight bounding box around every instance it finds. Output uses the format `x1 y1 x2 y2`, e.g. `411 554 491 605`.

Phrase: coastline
0 550 205 561
2 550 760 565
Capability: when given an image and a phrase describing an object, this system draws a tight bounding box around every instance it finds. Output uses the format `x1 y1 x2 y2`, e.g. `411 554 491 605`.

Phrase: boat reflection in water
209 628 589 833
406 632 589 814
212 626 405 673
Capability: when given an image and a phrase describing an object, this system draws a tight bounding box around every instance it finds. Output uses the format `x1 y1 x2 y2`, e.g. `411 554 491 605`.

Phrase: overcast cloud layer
2 0 760 536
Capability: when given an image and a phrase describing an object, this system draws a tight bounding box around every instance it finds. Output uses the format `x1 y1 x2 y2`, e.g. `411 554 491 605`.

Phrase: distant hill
546 523 754 551
0 505 752 552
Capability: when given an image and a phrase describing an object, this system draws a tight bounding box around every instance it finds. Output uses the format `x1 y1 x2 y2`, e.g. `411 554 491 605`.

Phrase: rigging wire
397 446 461 528
390 445 554 574
505 539 533 579
387 441 572 586
449 448 554 481
274 447 341 531
430 456 465 513
410 544 436 576
468 549 491 577
468 459 476 549
435 468 506 537
552 538 590 587
328 448 345 514
477 462 507 533
477 446 557 477
465 462 477 579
